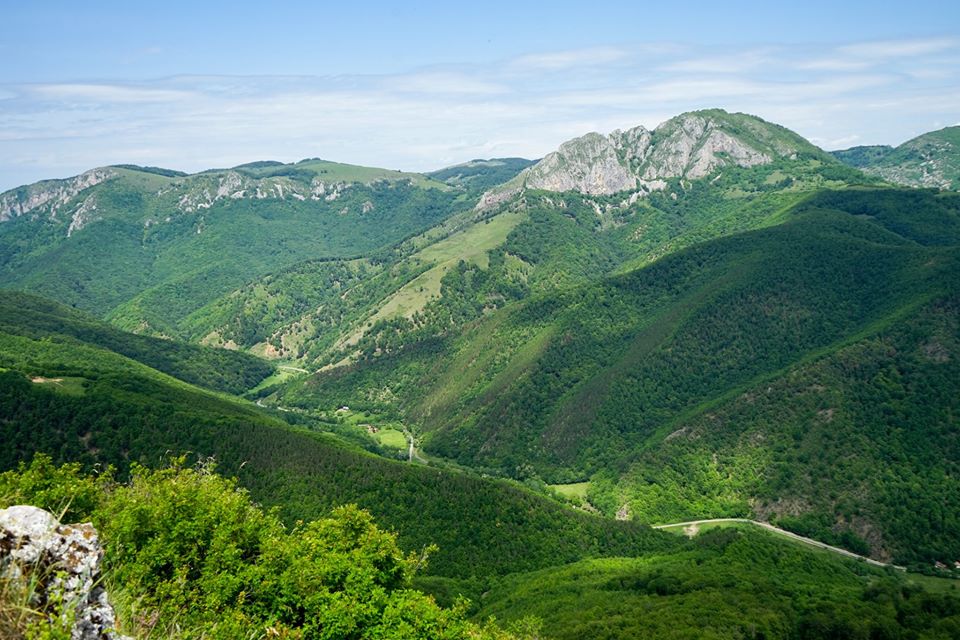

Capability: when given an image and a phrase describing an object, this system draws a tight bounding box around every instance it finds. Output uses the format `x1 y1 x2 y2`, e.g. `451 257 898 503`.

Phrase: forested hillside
0 296 669 578
276 188 960 566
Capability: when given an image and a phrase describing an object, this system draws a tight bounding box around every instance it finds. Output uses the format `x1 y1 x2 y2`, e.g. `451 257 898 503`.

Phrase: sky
2 0 959 191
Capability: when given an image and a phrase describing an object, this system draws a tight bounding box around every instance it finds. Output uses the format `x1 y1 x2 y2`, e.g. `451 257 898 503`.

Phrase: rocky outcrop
478 110 811 207
0 169 117 223
175 172 351 212
0 505 129 640
525 132 638 195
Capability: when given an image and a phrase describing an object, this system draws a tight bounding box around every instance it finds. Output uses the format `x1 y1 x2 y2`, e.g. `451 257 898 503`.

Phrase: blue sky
2 0 959 190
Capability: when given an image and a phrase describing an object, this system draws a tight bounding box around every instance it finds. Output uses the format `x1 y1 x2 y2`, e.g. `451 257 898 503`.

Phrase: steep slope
479 109 838 205
0 161 462 338
0 292 669 577
834 126 960 189
278 188 960 566
0 290 272 394
193 140 866 368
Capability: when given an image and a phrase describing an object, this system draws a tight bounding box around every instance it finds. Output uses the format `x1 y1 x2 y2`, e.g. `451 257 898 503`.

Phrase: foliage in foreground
0 456 536 640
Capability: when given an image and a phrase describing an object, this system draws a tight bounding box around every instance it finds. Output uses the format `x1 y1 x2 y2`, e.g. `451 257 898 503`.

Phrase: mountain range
2 109 960 639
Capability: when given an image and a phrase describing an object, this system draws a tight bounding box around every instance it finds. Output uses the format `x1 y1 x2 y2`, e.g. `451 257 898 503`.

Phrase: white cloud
383 72 508 95
2 37 959 191
661 49 777 74
509 46 630 71
839 37 959 59
27 83 194 103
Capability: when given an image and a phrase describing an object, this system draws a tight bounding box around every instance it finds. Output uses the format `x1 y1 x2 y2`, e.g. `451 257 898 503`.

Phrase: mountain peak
481 110 829 205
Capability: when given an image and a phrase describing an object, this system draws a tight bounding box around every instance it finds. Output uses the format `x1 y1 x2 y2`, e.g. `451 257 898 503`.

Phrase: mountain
833 126 960 189
478 109 838 206
830 144 894 167
275 187 960 567
175 113 869 368
0 159 467 338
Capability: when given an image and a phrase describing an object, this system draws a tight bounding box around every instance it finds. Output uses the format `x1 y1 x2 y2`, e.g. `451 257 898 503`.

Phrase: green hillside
830 144 894 167
0 162 465 338
0 292 670 578
834 126 960 189
183 153 868 370
475 526 960 639
275 188 960 566
0 290 272 394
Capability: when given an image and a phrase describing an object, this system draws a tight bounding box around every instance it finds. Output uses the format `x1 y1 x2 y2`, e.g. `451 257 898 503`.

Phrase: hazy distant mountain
833 126 960 189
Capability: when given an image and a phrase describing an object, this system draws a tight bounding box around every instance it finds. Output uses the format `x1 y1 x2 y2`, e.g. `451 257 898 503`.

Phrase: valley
3 109 960 638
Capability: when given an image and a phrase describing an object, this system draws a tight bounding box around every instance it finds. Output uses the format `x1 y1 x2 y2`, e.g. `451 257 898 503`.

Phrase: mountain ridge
478 109 837 207
833 125 960 189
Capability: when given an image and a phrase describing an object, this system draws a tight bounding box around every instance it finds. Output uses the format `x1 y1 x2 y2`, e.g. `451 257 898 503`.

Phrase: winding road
652 518 906 571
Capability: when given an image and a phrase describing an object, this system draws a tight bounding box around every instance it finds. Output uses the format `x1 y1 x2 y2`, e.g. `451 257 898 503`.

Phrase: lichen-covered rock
0 505 129 640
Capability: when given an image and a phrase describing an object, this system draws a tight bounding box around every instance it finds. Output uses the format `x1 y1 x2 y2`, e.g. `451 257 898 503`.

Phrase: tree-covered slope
0 295 670 578
194 150 868 369
475 526 960 640
0 161 464 338
0 290 272 394
277 188 960 566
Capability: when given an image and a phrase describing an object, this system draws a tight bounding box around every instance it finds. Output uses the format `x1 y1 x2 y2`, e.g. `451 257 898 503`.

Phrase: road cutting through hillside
653 518 906 571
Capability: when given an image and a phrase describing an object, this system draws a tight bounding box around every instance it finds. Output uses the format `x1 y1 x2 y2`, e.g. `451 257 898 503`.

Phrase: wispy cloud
509 46 630 71
1 36 958 190
26 83 194 103
383 71 508 95
839 37 959 59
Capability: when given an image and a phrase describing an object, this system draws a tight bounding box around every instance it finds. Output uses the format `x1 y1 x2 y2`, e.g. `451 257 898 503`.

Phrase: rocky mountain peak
480 109 822 206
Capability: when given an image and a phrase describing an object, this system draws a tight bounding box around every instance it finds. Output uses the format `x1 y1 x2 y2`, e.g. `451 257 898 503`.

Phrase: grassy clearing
373 428 408 450
294 160 449 189
248 367 298 394
548 482 590 499
29 376 86 396
343 211 527 346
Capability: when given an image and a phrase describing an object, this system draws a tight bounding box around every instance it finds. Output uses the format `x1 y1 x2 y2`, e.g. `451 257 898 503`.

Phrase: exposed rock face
0 169 117 223
0 505 129 640
479 110 804 207
525 132 638 195
175 172 351 212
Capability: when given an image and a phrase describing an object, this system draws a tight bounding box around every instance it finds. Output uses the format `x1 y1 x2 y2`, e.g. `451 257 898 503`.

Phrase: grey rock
478 110 797 207
0 505 130 640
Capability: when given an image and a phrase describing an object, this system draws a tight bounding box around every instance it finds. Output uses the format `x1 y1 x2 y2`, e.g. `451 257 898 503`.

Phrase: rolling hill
0 289 670 578
0 159 469 339
833 126 960 190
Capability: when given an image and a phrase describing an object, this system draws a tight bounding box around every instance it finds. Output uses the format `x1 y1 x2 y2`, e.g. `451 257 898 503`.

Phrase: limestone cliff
480 109 827 206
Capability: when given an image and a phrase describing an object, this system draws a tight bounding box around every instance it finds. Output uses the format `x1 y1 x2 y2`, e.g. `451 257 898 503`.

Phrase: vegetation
0 457 537 640
477 527 960 639
0 166 465 338
277 188 960 566
427 159 535 195
0 291 272 394
835 126 960 189
0 297 671 578
829 145 894 168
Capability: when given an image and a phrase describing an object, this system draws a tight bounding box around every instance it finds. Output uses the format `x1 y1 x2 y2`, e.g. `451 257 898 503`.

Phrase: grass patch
373 428 408 450
549 482 590 499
